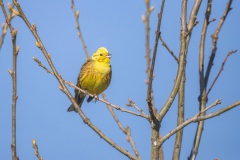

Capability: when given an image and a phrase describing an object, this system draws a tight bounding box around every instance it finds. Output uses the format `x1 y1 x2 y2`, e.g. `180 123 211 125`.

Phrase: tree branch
126 98 148 118
159 34 179 63
0 3 15 49
32 139 43 160
0 1 19 160
172 72 185 160
70 0 89 58
206 49 237 96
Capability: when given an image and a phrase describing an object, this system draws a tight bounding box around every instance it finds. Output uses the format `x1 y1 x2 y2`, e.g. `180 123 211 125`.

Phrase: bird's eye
100 54 103 56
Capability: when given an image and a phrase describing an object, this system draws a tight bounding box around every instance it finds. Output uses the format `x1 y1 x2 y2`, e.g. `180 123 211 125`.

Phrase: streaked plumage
68 47 112 112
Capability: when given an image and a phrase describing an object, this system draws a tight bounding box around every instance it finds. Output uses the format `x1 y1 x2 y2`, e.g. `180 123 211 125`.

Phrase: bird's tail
67 92 86 112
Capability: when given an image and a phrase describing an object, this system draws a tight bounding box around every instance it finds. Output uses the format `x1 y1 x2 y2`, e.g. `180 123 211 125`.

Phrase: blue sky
0 0 240 160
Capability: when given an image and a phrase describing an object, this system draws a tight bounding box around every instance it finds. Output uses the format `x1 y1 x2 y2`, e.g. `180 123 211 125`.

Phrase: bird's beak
107 54 112 58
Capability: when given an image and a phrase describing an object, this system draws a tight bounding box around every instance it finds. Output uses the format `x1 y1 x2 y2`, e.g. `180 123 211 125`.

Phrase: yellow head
92 47 111 63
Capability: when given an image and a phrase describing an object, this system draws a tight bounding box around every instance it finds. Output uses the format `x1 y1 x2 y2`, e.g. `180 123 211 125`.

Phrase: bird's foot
84 90 89 95
93 94 99 103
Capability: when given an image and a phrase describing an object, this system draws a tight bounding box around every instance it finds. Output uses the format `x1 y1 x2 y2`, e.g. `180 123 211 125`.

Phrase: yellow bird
68 47 112 112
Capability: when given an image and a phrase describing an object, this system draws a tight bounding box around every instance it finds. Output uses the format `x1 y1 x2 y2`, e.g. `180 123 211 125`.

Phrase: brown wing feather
67 60 93 112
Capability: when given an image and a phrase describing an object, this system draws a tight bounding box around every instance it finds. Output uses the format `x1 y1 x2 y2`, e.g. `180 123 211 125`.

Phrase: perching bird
67 47 112 112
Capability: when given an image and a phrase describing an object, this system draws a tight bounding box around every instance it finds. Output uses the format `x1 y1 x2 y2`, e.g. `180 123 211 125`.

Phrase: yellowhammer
68 47 112 112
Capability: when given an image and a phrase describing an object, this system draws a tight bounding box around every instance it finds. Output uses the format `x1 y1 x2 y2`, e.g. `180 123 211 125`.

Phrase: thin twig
32 139 43 160
185 20 199 37
198 99 221 116
206 50 237 96
159 34 178 63
126 127 140 159
103 94 140 159
126 98 148 118
0 3 15 49
142 0 154 80
12 1 137 159
0 1 19 160
0 22 8 49
33 57 53 74
71 0 89 58
187 0 202 31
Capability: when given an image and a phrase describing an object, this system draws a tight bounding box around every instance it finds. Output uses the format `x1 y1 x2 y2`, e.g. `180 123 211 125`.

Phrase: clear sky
0 0 240 160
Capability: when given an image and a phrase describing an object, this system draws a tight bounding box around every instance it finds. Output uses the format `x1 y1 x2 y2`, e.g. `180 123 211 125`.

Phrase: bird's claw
93 94 99 103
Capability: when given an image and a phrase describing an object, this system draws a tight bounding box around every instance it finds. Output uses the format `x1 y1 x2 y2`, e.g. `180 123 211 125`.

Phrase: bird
67 47 112 112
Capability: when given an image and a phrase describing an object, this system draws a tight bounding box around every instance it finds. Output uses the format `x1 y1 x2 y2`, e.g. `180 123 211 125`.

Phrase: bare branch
159 34 179 63
71 0 89 58
143 0 152 78
126 98 148 118
185 20 199 37
0 1 19 160
172 73 185 160
32 139 43 160
33 57 53 74
0 3 15 49
206 50 237 96
187 0 202 30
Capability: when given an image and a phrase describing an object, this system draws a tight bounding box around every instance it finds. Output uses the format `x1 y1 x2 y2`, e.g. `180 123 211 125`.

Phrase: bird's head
92 47 111 63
